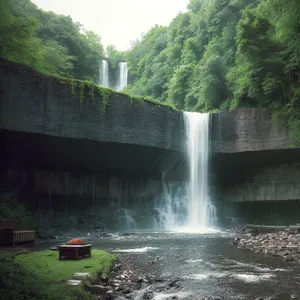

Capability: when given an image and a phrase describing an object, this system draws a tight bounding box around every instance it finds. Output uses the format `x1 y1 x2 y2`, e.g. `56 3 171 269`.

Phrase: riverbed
38 232 300 299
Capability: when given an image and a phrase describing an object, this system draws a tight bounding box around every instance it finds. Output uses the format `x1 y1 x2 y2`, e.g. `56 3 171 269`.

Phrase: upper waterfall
99 59 109 87
116 62 128 91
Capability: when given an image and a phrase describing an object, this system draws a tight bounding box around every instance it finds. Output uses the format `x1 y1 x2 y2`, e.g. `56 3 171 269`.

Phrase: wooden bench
0 220 35 246
13 230 35 246
58 244 92 260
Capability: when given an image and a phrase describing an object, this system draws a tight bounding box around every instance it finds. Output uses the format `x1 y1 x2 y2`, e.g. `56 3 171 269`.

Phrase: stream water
35 111 300 298
39 232 300 299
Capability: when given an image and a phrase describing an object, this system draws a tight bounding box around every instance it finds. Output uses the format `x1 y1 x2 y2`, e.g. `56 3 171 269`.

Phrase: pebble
233 228 300 264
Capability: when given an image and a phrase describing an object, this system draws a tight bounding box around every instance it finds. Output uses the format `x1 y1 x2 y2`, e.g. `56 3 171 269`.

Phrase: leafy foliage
0 0 104 81
1 0 299 142
124 0 300 144
0 189 37 229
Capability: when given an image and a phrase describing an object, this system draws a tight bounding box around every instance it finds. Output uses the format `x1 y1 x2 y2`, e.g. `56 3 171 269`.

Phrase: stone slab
72 272 91 280
66 279 82 286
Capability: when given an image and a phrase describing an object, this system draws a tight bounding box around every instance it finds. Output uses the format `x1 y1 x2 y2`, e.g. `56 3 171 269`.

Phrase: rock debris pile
91 261 181 300
233 226 300 263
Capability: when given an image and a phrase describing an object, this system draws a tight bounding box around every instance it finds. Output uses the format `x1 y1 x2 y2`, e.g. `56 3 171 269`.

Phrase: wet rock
122 288 131 295
233 229 300 264
89 285 107 293
168 279 180 287
101 274 110 283
143 292 153 299
114 263 122 271
103 293 113 300
134 282 142 290
283 256 296 263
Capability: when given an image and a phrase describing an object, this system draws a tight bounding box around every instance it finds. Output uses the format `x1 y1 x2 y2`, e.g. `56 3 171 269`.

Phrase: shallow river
39 232 300 299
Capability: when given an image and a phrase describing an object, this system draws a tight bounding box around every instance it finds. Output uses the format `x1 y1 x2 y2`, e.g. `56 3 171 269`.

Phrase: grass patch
0 250 115 300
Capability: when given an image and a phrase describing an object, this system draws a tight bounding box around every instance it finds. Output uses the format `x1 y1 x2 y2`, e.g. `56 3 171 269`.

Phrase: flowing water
155 113 215 233
40 233 300 299
99 59 109 87
34 109 300 298
183 112 213 232
116 62 128 91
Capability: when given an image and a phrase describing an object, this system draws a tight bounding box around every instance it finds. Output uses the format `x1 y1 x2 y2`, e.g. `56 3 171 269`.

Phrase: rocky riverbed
91 258 182 300
39 232 300 300
233 226 300 264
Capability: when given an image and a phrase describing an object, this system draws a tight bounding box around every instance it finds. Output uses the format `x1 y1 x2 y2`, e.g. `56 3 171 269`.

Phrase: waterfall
99 60 109 87
154 179 188 231
116 62 128 91
118 209 136 232
152 113 216 232
183 112 215 231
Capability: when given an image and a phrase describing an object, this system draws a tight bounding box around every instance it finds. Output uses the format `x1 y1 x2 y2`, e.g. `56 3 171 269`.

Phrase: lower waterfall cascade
154 112 216 232
4 112 216 233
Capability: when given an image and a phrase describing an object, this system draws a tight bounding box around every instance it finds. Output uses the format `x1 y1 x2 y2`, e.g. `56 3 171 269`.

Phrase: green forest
1 0 299 142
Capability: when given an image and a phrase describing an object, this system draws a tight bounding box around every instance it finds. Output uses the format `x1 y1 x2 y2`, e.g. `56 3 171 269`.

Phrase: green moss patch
53 75 176 113
0 250 115 300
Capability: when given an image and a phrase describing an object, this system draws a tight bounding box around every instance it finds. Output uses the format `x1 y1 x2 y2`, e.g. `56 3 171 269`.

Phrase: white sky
32 0 190 50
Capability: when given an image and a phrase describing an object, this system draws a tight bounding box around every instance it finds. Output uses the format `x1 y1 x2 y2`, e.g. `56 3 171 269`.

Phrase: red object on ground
66 238 86 245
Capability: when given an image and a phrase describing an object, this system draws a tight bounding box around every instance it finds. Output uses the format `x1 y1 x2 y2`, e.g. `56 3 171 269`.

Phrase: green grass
0 250 115 300
16 250 115 282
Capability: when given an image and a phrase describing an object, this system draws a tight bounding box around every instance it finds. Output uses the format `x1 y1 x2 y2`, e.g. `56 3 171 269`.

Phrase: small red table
58 244 92 260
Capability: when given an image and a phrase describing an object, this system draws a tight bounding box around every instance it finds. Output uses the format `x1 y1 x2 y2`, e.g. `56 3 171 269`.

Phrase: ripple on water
169 226 219 234
232 273 276 283
152 291 190 300
224 259 288 273
113 247 159 253
183 274 209 281
185 259 203 263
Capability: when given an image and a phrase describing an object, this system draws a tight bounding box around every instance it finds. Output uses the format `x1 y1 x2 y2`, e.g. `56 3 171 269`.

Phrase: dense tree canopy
0 0 299 142
123 0 300 143
0 0 104 81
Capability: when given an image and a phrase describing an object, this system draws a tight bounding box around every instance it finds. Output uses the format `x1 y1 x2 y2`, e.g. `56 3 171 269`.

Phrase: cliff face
0 59 294 158
1 59 300 229
210 108 300 225
211 108 292 153
0 59 184 152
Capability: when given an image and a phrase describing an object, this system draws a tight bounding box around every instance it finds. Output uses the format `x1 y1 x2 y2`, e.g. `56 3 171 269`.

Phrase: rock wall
0 59 184 153
210 108 300 225
211 108 292 153
0 59 294 157
3 166 185 233
223 163 300 203
216 162 300 225
1 59 300 228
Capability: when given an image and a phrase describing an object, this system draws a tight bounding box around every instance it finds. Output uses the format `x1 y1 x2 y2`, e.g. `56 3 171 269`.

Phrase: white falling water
118 209 136 232
183 112 215 232
99 60 109 87
116 62 128 91
153 113 216 233
154 179 188 231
